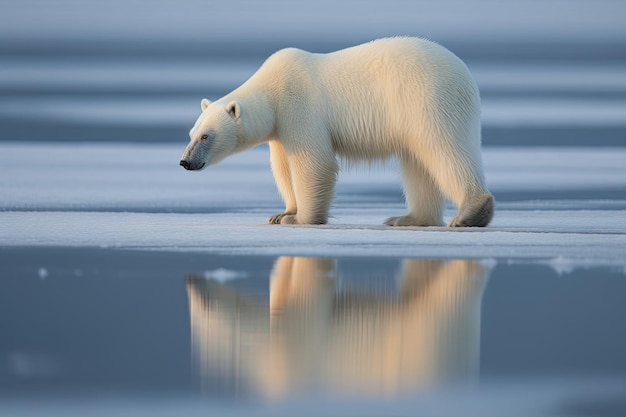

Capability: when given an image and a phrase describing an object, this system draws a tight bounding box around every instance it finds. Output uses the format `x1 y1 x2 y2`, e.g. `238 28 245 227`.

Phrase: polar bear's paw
269 213 328 225
278 214 299 224
268 212 296 224
448 193 494 227
384 215 439 227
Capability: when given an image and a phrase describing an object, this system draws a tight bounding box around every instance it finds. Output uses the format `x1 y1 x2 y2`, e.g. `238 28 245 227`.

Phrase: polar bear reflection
186 258 490 398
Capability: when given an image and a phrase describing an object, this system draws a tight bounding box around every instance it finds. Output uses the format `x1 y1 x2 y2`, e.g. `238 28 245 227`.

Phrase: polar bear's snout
181 137 210 171
179 159 205 171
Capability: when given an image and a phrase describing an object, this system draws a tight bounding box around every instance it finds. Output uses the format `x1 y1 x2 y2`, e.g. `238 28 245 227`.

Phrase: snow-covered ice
1 143 624 266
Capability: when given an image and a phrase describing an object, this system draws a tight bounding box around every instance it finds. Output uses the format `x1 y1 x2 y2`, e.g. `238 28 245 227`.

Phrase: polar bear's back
260 37 481 160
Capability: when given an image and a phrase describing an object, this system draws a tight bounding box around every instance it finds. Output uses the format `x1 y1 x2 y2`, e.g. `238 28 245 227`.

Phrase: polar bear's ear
201 98 211 111
226 101 240 120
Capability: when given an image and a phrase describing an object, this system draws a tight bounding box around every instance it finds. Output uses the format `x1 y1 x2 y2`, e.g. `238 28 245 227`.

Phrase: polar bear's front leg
269 140 297 224
279 148 338 225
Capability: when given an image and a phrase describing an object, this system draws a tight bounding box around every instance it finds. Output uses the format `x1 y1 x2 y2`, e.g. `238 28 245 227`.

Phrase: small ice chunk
203 268 247 282
480 258 498 269
37 268 48 279
546 256 575 275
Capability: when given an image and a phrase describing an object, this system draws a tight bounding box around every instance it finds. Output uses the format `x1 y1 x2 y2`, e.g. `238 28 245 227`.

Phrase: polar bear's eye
200 134 209 140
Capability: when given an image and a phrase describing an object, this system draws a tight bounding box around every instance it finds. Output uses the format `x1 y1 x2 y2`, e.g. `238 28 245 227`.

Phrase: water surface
2 248 625 415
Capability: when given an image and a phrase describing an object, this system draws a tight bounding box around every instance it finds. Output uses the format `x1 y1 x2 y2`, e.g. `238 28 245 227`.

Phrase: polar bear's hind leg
448 192 494 227
384 155 445 227
421 140 494 228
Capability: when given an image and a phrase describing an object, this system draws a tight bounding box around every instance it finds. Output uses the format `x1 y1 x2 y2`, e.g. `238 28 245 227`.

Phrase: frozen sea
1 1 626 416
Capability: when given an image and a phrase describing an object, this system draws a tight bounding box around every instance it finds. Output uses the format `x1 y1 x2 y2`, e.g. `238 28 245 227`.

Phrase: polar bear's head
180 98 242 170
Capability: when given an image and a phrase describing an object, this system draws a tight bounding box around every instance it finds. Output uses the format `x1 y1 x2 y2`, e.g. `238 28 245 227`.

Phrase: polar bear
180 37 494 227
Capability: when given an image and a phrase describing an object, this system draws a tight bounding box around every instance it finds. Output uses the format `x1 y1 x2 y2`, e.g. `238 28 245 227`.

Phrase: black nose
180 160 190 169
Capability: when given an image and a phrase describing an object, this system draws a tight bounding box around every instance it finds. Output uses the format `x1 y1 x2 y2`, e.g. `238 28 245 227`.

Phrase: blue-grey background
1 0 625 146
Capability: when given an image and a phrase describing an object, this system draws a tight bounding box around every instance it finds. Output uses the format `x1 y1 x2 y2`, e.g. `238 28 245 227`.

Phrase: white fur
181 37 494 226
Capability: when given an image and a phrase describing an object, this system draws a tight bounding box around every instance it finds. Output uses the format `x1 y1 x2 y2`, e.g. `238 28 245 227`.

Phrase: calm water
1 248 625 415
